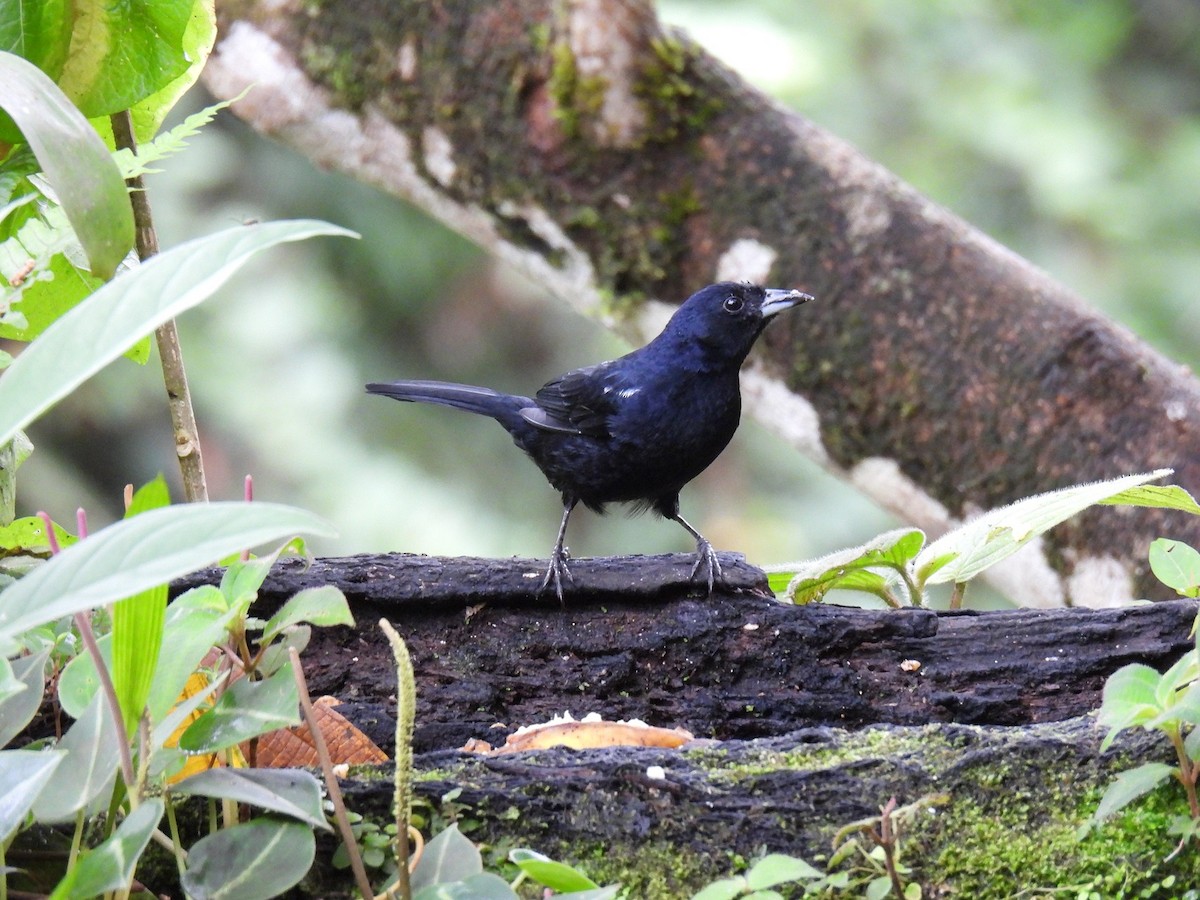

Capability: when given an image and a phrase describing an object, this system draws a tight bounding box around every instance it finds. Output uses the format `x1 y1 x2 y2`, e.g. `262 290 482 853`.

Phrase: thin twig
288 648 375 900
109 109 208 503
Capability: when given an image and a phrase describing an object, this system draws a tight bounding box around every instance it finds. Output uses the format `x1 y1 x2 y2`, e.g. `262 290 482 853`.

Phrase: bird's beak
761 288 814 318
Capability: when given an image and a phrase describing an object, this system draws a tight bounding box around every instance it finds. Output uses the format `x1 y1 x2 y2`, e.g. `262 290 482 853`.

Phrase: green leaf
55 0 193 117
0 501 336 640
114 94 238 181
1097 663 1164 750
917 470 1172 586
178 662 300 753
1092 762 1175 824
171 768 330 831
0 51 133 278
766 571 793 593
1149 539 1200 598
0 748 65 840
773 528 924 604
0 647 49 746
1100 484 1200 516
411 824 483 890
260 586 354 646
50 798 163 900
744 853 822 889
691 879 747 900
110 476 172 736
0 219 356 450
413 873 519 900
0 0 72 82
509 849 598 891
31 690 120 822
181 817 315 900
867 876 894 900
0 514 76 554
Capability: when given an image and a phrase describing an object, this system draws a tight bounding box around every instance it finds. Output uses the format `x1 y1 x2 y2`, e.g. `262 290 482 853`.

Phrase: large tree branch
203 0 1200 604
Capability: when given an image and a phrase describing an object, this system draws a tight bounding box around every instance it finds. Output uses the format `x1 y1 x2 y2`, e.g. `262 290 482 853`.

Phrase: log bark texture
202 0 1200 607
172 554 1200 897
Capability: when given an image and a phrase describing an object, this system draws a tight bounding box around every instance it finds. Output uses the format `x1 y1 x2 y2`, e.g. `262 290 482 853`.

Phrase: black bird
367 282 812 599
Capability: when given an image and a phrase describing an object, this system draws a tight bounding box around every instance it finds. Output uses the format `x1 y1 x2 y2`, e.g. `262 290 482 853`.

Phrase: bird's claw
689 539 722 594
539 547 574 603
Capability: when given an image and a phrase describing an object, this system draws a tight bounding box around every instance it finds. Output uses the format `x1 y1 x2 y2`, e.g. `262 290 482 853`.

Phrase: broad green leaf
256 624 310 677
1154 652 1200 708
1149 539 1200 598
55 0 192 117
917 470 1172 586
171 768 329 831
774 528 923 604
0 51 132 278
0 251 105 345
867 877 893 900
0 513 76 553
50 798 164 900
181 817 315 900
509 849 598 891
179 662 300 753
0 0 72 81
557 888 620 900
260 586 354 646
110 476 172 736
0 501 336 640
1098 663 1163 750
0 656 18 704
0 219 356 450
411 824 483 890
1101 484 1200 516
31 691 120 822
1092 762 1175 824
413 874 518 900
691 880 746 900
0 647 49 745
0 749 65 840
744 853 822 889
766 571 792 593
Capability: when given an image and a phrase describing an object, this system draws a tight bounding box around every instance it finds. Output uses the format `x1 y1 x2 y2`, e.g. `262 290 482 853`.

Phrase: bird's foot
538 546 573 603
689 539 723 594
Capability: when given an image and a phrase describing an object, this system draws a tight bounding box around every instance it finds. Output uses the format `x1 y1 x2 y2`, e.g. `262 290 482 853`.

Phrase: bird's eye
722 296 744 313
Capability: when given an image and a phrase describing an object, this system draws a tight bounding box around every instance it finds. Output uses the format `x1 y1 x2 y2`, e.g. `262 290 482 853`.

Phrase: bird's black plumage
367 282 812 599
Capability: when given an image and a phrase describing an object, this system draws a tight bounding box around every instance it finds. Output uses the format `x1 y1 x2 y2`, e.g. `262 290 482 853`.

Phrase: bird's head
662 282 813 366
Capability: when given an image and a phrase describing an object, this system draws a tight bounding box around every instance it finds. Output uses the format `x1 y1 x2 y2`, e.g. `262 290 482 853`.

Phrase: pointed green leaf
1149 539 1200 598
110 476 172 736
0 219 356 450
0 514 77 554
1092 762 1175 824
917 470 1172 586
50 799 164 900
411 824 483 890
1098 663 1164 749
179 662 300 753
774 528 923 604
181 817 314 900
260 586 353 646
31 691 120 822
0 501 336 640
744 853 822 889
509 849 598 891
0 647 49 745
1100 484 1200 516
172 768 329 831
0 51 132 278
0 748 65 840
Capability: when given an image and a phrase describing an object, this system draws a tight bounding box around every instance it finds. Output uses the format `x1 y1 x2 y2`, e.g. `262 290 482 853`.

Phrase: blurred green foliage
16 1 1199 577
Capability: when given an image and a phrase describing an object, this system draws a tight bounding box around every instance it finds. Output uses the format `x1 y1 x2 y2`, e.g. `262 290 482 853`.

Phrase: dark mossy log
296 719 1194 898
173 553 1197 755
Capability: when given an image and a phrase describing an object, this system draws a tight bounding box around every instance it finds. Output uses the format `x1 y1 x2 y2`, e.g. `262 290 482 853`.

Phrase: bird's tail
366 380 530 427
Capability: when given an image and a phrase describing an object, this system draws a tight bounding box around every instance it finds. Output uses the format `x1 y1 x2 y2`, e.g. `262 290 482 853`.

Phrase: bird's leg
539 496 577 602
671 512 722 593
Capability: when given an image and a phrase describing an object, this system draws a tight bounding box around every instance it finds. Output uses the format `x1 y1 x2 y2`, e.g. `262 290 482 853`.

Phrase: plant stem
949 581 968 610
288 648 374 900
379 619 416 899
1169 727 1200 819
109 109 208 503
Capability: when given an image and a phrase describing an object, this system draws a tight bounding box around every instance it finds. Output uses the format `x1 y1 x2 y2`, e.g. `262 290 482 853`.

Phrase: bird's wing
521 362 629 438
